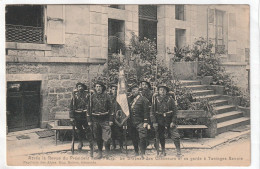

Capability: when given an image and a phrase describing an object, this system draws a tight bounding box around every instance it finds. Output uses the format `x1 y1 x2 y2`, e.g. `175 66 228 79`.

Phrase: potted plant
237 94 250 117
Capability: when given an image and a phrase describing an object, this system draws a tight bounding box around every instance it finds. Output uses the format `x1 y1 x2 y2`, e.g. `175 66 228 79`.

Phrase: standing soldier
109 84 124 152
150 84 182 157
69 82 94 157
139 79 153 148
128 84 150 159
87 81 113 159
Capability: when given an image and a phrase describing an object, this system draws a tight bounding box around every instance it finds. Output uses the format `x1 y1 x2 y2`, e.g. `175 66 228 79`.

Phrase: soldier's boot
112 139 116 150
89 144 94 158
78 141 83 150
105 142 111 157
161 148 166 156
174 140 182 157
140 148 145 159
146 140 150 149
95 140 103 159
119 140 123 153
95 150 102 159
160 139 166 156
134 145 139 156
140 140 146 159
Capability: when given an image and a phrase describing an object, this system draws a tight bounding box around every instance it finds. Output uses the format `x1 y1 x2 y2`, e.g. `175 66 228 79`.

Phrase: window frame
175 5 185 21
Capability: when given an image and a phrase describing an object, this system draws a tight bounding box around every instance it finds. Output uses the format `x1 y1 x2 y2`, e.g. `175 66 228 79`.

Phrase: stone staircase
180 80 250 135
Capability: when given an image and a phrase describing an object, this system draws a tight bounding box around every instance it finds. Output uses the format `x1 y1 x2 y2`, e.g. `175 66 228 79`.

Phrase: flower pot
172 61 199 80
200 76 213 85
237 106 250 117
205 116 217 138
207 85 225 95
220 95 241 106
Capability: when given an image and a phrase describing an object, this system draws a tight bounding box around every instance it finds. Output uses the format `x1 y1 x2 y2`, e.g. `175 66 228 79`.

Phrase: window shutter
228 13 236 54
207 8 216 53
139 5 157 21
46 5 65 44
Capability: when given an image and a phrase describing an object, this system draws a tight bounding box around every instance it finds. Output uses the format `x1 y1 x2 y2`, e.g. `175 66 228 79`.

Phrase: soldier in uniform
128 84 150 159
87 81 113 159
140 79 153 103
150 84 182 156
140 79 153 148
69 82 94 156
109 84 124 152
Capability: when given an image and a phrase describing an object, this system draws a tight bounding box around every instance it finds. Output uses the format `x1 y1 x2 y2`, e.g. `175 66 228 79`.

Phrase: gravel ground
12 133 250 166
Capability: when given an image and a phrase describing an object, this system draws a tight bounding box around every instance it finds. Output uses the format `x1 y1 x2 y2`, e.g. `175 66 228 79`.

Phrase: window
108 5 125 10
6 5 44 43
6 5 65 45
175 29 186 49
175 5 185 21
138 5 157 45
139 20 157 43
216 10 225 54
108 19 125 54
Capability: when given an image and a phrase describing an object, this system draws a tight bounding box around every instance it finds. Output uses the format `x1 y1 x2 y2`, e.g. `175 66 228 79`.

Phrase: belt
92 112 109 116
155 111 173 117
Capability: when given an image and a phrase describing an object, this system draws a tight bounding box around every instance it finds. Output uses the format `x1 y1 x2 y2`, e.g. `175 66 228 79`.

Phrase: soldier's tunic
87 92 113 151
150 94 180 146
128 94 150 154
110 94 124 148
69 90 93 144
141 89 153 144
141 89 153 104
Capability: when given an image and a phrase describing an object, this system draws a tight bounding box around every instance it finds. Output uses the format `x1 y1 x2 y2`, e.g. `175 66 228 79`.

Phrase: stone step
191 90 215 96
184 85 208 90
215 111 243 123
180 80 201 86
209 100 229 107
217 117 250 134
194 94 221 101
214 105 236 114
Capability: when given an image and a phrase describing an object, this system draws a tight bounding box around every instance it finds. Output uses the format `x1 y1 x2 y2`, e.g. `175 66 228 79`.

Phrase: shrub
168 37 214 62
239 94 250 107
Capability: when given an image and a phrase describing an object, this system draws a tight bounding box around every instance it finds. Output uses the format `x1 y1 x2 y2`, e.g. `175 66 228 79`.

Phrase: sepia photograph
3 2 256 167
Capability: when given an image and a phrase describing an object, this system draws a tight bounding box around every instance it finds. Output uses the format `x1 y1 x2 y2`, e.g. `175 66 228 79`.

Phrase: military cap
157 83 169 92
128 84 139 92
109 83 118 89
76 82 87 90
94 81 106 91
139 79 151 89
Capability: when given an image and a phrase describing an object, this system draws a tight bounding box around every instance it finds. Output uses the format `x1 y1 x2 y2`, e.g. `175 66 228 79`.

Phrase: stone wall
6 62 104 126
221 62 249 94
5 4 141 128
171 61 198 80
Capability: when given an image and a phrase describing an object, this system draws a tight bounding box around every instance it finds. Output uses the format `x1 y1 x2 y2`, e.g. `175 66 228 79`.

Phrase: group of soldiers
69 80 182 159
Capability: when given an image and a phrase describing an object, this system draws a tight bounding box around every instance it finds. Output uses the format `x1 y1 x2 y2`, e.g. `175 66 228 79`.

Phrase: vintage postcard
2 1 259 168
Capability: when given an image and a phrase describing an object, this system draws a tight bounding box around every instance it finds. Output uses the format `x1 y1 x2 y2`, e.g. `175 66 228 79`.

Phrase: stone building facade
5 4 249 131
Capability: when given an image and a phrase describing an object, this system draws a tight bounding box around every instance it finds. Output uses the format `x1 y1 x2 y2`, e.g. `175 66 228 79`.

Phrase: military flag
115 67 130 127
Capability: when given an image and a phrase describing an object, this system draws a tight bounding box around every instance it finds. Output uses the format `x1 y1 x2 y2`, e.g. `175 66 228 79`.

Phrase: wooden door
7 81 41 132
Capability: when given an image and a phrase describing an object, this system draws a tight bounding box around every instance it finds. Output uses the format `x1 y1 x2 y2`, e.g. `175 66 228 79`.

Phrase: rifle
152 93 160 156
123 123 128 155
87 67 94 151
71 90 76 154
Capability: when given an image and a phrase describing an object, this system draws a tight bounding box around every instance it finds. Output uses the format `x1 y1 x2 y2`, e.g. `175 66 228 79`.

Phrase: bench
51 111 73 145
177 110 209 138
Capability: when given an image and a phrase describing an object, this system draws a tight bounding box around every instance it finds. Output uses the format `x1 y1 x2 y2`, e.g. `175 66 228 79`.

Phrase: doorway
7 81 41 132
